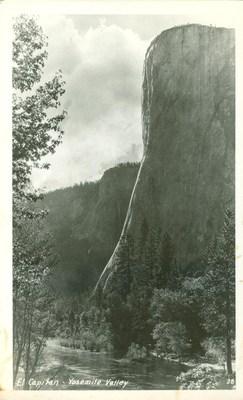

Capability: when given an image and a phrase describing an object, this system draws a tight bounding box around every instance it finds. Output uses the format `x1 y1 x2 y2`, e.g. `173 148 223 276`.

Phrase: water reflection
32 339 187 390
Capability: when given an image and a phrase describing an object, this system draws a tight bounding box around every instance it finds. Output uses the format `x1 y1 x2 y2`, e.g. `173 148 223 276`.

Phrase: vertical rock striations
96 24 235 292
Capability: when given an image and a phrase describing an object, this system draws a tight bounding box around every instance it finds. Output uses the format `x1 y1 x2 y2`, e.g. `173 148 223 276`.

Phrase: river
22 339 188 390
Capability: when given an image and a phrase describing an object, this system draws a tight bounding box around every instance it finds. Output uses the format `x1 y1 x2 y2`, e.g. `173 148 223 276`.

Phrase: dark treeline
60 208 234 389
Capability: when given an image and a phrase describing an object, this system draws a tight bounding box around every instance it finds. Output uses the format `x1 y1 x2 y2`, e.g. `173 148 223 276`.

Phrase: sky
30 14 234 192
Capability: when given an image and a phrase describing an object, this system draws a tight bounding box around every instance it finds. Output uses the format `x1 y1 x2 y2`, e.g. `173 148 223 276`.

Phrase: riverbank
59 337 84 350
14 338 235 391
57 337 224 369
33 338 187 390
55 337 235 390
152 352 236 374
57 337 232 370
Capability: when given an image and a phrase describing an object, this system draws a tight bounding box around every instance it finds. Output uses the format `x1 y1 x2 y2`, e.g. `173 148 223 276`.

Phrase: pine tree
127 233 154 347
158 232 176 289
201 208 235 375
110 234 131 299
104 234 135 355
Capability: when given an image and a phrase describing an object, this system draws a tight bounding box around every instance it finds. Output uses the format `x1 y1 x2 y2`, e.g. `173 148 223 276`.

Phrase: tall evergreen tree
157 232 176 289
104 234 134 355
201 208 235 375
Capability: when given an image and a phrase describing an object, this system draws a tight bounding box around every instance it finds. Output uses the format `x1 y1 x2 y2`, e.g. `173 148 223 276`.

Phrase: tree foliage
200 208 235 375
12 15 66 388
13 15 66 208
96 206 235 376
13 218 57 388
152 321 189 356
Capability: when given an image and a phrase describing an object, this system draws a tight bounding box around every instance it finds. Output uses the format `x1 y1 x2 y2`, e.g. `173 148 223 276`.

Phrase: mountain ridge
38 162 140 294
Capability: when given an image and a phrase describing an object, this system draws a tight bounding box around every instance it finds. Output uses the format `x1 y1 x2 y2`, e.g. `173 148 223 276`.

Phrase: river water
23 339 188 390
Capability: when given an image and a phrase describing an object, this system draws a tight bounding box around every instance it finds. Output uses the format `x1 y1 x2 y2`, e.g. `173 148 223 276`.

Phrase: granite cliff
97 24 235 292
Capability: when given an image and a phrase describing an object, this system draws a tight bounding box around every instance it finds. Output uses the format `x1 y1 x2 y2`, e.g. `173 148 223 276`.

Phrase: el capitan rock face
97 24 235 291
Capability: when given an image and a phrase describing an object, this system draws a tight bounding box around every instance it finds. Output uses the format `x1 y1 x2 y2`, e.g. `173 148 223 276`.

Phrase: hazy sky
31 14 234 191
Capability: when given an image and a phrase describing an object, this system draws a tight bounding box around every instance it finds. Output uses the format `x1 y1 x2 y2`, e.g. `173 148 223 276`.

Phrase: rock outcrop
97 24 235 292
40 163 139 294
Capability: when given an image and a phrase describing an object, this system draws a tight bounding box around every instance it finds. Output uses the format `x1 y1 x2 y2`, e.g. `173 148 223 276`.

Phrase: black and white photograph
1 1 242 396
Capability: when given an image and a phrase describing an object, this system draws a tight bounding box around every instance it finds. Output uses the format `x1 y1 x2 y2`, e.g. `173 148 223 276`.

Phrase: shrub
152 321 190 357
126 343 148 360
202 337 225 365
176 365 218 389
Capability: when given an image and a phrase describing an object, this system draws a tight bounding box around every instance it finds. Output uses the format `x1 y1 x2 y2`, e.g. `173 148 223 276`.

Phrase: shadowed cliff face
97 24 235 291
39 163 139 294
